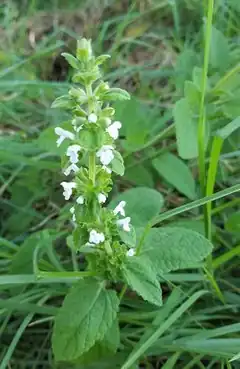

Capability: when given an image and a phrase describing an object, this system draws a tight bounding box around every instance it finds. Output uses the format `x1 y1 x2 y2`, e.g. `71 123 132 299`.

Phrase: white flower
66 144 81 164
126 248 135 257
55 127 74 147
60 181 76 200
70 206 76 221
98 193 107 204
89 229 105 244
102 165 112 174
117 217 131 232
96 145 114 166
113 201 126 216
106 121 122 140
76 195 84 204
63 163 79 176
88 113 97 123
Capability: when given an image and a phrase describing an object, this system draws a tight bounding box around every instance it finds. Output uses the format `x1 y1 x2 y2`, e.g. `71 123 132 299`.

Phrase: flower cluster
52 39 136 277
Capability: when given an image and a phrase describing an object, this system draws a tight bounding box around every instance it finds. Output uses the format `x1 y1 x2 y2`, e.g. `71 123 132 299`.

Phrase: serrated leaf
111 150 125 176
73 319 120 366
52 279 119 362
139 227 213 274
123 256 162 306
109 187 164 227
152 153 196 200
174 98 198 159
61 53 80 69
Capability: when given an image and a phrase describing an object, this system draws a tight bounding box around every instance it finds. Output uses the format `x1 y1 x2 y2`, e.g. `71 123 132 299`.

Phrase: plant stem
86 83 96 184
89 152 96 184
197 0 215 274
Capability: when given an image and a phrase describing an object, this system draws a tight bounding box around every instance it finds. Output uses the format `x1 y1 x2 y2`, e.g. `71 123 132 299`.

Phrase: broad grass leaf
109 187 164 227
123 256 162 306
139 227 213 274
152 153 196 200
174 98 198 159
52 279 119 362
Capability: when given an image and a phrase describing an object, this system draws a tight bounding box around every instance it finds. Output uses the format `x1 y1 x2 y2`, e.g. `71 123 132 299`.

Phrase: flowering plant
50 39 213 365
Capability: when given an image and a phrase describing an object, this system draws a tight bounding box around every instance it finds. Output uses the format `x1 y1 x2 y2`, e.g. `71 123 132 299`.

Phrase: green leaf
10 230 58 274
52 279 119 362
210 27 230 71
225 211 240 233
109 187 164 227
174 98 198 159
103 88 130 101
175 48 199 92
51 95 74 109
216 116 240 140
95 54 111 65
139 227 213 274
124 164 154 187
184 80 200 112
118 225 136 247
111 150 125 176
152 153 196 200
74 319 120 366
61 53 80 69
123 256 162 306
79 128 105 151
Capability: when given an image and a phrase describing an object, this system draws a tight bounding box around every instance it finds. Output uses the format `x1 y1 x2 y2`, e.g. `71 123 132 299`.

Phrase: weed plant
0 1 240 368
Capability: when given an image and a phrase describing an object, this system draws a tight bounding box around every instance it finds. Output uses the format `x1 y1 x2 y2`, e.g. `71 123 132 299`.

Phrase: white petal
106 121 122 140
89 229 105 244
88 113 97 123
113 201 126 216
63 163 79 176
60 181 76 200
116 217 131 232
66 144 81 164
55 127 75 147
98 193 107 204
126 248 135 257
70 206 75 214
96 145 114 166
76 195 84 204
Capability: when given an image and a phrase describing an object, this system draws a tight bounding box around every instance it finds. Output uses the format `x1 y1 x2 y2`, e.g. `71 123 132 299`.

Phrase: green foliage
123 256 162 306
152 153 196 199
109 187 164 226
139 227 213 274
0 1 240 368
52 279 119 362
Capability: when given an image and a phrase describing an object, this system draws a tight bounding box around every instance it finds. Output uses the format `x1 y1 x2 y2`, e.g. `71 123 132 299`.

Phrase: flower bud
76 38 92 62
